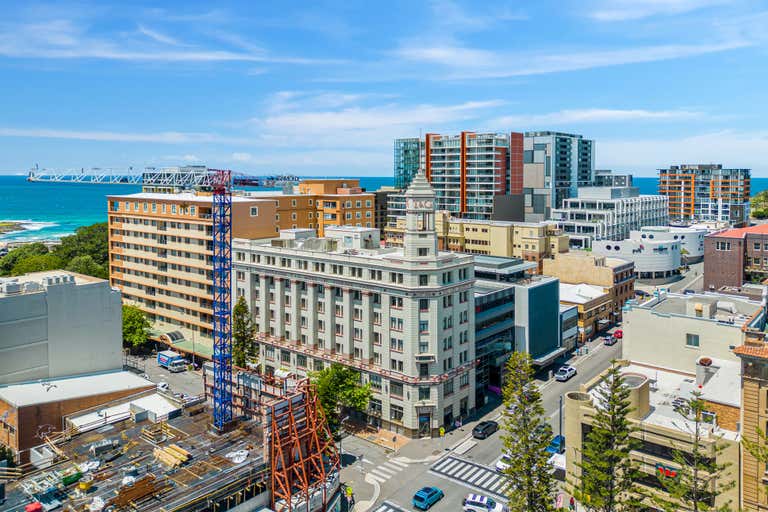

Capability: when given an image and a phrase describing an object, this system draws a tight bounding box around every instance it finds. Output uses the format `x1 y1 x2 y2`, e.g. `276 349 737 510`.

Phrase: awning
532 347 568 367
598 319 611 325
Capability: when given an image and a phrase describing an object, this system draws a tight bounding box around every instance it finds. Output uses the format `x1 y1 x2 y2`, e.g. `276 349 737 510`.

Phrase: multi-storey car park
233 172 477 437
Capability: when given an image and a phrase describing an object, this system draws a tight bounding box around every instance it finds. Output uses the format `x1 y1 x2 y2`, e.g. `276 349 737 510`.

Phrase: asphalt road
344 337 622 512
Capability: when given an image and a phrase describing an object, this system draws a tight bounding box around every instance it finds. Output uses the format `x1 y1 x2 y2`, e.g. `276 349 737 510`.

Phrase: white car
463 494 507 512
554 365 577 382
495 453 512 472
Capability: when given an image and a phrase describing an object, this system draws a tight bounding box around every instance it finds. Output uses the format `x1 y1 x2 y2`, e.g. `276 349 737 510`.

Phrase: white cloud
394 40 749 80
0 19 337 64
230 152 253 162
490 108 702 127
589 0 731 21
598 131 768 174
0 127 251 145
137 24 184 46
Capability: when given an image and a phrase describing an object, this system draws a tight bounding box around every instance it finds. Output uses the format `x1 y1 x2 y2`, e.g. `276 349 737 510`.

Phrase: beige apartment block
107 191 278 353
559 283 613 342
565 359 740 511
385 211 569 272
543 252 635 321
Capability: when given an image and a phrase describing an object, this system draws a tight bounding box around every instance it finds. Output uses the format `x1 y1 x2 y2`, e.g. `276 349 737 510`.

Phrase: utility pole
559 395 563 439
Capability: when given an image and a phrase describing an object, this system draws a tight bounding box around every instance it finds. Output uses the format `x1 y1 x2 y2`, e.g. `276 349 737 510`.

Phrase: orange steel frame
269 379 340 512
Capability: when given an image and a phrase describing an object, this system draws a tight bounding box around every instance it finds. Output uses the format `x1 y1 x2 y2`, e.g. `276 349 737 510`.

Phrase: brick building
704 225 768 291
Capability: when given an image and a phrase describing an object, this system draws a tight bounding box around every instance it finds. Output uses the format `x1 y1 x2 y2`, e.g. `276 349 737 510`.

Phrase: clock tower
403 169 438 259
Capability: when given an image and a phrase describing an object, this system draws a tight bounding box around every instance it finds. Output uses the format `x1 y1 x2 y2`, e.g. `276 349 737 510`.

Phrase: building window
460 373 470 388
418 248 429 256
390 404 404 422
370 374 382 389
686 333 700 347
443 379 454 396
419 387 430 400
419 275 429 286
755 242 762 251
250 207 259 217
390 382 403 397
419 320 429 333
715 241 731 251
296 354 307 368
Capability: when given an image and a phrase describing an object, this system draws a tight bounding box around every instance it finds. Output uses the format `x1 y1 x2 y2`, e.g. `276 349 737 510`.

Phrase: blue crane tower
211 169 233 430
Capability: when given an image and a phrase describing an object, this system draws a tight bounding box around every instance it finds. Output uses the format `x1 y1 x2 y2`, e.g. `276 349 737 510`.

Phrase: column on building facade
290 279 301 344
361 291 373 362
323 286 334 352
257 275 269 335
306 283 318 347
274 277 286 340
342 287 354 358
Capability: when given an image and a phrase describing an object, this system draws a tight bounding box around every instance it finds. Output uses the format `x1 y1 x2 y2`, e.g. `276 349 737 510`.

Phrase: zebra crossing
429 455 511 499
372 501 409 512
367 458 409 485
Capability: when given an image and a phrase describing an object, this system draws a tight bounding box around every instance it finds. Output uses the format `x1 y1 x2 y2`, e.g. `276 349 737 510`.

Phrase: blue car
546 435 565 454
413 486 444 510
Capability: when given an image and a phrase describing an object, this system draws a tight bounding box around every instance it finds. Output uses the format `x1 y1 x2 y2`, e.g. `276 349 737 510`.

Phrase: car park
463 494 508 512
413 487 444 510
472 420 499 439
546 435 565 454
555 365 577 382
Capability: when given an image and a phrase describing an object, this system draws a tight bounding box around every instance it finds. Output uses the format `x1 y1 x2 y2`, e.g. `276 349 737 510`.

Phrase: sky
0 0 767 177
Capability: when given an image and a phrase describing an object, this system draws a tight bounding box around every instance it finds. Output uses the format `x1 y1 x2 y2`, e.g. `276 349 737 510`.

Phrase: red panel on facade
509 132 524 195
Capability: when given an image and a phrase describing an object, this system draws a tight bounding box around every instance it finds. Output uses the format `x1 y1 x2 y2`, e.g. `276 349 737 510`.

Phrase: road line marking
467 470 487 484
435 459 460 472
370 469 393 479
388 459 408 468
489 478 505 492
475 472 495 487
381 463 402 473
368 474 388 484
454 466 476 479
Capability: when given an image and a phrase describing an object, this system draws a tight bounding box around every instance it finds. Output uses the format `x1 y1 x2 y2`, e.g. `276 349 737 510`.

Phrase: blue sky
0 0 767 176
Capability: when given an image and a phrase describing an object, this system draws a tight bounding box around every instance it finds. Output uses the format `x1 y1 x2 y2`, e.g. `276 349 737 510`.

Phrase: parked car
157 382 170 392
413 487 444 510
495 453 513 472
463 494 508 512
554 365 577 382
603 336 618 346
472 420 499 439
613 329 623 339
546 435 565 454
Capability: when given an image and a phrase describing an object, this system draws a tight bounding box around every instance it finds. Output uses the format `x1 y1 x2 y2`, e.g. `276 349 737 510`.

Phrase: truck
157 350 186 372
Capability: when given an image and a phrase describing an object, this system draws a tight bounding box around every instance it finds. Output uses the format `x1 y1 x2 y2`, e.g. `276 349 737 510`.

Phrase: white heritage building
232 171 477 437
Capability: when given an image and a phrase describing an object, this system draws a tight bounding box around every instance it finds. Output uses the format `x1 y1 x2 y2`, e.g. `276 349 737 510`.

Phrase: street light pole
559 395 563 439
339 415 350 458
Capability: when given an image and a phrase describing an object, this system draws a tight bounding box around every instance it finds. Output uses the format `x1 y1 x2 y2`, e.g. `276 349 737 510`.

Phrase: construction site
0 169 341 512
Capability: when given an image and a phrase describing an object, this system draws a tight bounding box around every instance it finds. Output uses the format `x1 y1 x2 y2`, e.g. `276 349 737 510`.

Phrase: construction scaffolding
267 379 340 512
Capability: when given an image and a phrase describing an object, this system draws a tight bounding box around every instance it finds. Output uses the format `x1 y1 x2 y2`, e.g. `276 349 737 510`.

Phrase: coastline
0 221 25 235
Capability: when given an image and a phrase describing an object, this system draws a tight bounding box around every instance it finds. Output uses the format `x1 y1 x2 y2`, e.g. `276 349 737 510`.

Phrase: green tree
122 305 150 349
53 222 108 266
232 295 255 368
310 363 371 431
501 352 556 512
575 362 641 512
653 391 735 512
0 242 50 275
751 191 768 219
0 444 14 467
10 253 64 275
65 254 107 279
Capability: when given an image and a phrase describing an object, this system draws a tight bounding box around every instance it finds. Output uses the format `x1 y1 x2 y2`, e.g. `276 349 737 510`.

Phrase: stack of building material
153 444 191 468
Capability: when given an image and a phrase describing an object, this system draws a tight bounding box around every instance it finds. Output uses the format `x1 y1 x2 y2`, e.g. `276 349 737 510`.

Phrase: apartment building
565 360 740 510
543 252 635 322
373 187 397 230
385 211 569 271
659 164 751 226
704 224 768 291
523 131 595 221
592 231 682 283
558 283 613 342
232 172 476 437
593 169 633 187
551 186 669 248
390 131 524 220
265 179 375 236
107 191 277 352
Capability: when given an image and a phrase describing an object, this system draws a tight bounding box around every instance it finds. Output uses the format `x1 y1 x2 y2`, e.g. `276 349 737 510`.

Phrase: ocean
0 174 765 242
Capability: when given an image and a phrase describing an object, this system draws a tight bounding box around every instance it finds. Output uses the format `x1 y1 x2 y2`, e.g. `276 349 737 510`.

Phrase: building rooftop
0 271 105 298
559 283 607 304
108 191 260 203
709 223 768 239
0 371 153 407
634 291 763 328
474 279 515 297
594 361 741 440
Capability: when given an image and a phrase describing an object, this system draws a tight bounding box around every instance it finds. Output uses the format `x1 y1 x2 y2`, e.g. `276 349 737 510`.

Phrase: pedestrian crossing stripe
429 455 511 500
388 459 408 468
367 459 407 484
373 501 409 512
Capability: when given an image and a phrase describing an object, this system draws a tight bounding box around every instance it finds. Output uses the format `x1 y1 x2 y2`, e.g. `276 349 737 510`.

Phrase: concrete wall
0 277 122 385
622 307 742 373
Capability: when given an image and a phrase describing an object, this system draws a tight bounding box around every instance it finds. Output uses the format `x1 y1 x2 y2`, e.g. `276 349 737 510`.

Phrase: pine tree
653 391 735 512
232 295 256 368
501 352 555 512
575 362 641 512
